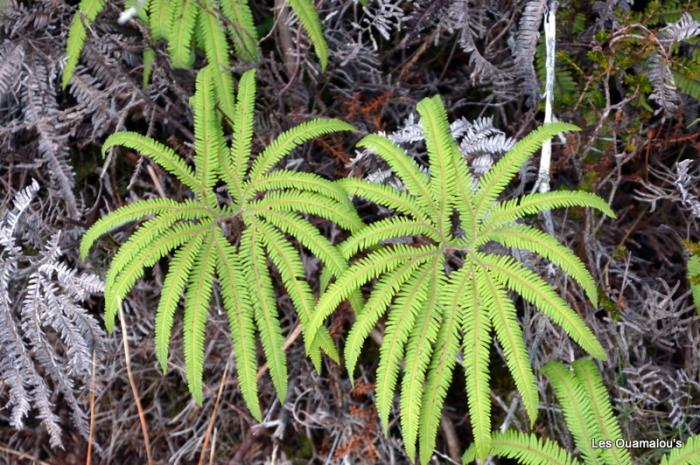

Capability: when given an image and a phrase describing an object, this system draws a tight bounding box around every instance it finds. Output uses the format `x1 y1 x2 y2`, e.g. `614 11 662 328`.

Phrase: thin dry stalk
85 351 97 465
118 307 154 465
197 357 232 465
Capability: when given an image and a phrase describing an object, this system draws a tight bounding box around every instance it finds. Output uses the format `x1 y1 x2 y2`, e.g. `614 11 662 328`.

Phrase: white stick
534 0 558 235
118 0 146 24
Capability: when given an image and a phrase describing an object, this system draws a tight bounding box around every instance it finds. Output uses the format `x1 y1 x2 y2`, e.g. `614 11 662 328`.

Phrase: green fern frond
462 430 581 465
478 253 607 360
418 266 461 465
155 232 206 373
687 242 700 314
474 123 579 220
62 0 106 89
231 68 257 184
149 0 172 40
376 263 433 432
486 191 615 228
309 245 437 353
259 209 365 318
338 178 433 223
344 258 432 378
660 435 700 465
417 96 457 236
338 217 439 259
219 0 259 62
400 260 445 461
102 132 200 192
254 220 339 367
356 135 436 220
542 361 605 465
451 144 476 235
471 358 694 465
486 224 598 305
183 229 217 404
169 0 199 68
311 94 611 462
248 170 349 204
198 1 236 123
80 199 211 259
287 0 329 70
482 269 538 424
241 226 288 400
193 67 223 198
104 213 203 306
251 191 364 232
673 69 700 100
255 210 346 276
248 118 356 181
84 67 361 417
215 231 261 420
106 223 209 332
143 47 155 88
572 358 632 465
463 268 493 461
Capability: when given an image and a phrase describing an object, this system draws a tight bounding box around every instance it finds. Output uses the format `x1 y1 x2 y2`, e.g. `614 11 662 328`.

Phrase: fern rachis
81 66 358 416
308 95 615 463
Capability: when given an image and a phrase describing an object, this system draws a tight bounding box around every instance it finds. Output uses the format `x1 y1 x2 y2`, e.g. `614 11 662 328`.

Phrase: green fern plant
463 358 700 465
80 66 360 418
63 0 329 95
684 240 700 314
307 95 615 463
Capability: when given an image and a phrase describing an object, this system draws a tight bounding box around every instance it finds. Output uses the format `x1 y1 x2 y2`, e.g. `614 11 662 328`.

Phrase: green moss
283 434 314 463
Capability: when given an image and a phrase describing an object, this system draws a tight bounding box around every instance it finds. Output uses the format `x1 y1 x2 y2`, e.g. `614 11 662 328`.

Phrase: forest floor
0 0 699 464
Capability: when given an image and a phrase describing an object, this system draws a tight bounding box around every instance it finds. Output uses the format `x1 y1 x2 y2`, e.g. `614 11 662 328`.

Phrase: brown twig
85 351 97 465
118 307 154 465
439 417 462 464
146 164 167 198
197 357 232 465
0 446 52 465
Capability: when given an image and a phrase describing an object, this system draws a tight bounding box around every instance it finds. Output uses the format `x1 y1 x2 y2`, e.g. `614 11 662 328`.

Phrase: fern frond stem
197 357 231 465
118 308 154 465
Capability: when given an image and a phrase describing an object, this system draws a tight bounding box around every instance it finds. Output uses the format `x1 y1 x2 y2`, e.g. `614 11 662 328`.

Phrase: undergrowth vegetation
0 0 699 464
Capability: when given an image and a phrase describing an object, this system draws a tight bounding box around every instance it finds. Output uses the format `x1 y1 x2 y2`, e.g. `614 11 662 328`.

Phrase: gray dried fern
0 180 105 448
